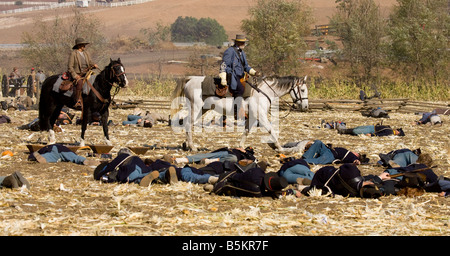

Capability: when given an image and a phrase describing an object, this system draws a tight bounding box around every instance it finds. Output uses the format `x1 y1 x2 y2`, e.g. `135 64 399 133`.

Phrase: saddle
200 76 226 98
201 74 252 98
53 73 96 97
59 72 73 92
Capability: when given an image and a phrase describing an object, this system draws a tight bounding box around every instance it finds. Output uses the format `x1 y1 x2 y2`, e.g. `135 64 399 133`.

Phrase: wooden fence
0 0 153 14
113 98 449 114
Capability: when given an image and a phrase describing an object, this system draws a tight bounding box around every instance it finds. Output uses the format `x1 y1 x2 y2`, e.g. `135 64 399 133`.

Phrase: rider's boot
74 88 82 109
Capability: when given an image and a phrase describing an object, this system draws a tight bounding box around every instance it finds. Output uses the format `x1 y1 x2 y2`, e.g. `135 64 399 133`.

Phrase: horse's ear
118 58 121 63
303 75 308 86
110 58 113 63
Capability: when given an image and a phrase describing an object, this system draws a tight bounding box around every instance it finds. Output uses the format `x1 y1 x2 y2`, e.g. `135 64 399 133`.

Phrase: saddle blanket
52 75 97 97
201 76 252 98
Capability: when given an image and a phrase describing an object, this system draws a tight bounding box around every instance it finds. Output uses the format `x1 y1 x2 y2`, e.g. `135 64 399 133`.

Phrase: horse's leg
239 117 258 149
247 96 282 151
186 104 197 152
185 95 204 151
48 105 63 144
258 113 282 151
79 109 89 147
101 111 112 146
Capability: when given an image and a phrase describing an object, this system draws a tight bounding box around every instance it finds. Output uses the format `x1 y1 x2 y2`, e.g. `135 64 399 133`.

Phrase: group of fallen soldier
3 100 448 199
12 139 446 200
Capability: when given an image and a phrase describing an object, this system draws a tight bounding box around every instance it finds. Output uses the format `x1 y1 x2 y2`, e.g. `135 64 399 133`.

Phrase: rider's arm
68 51 79 79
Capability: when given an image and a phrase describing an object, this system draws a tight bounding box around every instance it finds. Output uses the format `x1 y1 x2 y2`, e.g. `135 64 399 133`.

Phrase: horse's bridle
86 62 126 107
261 76 307 108
109 63 126 86
289 78 308 105
259 76 307 119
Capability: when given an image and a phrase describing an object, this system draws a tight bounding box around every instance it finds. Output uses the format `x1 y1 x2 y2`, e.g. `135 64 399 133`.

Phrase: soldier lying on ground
204 162 288 199
415 111 442 125
163 146 256 166
377 148 424 168
29 144 99 167
122 108 170 128
338 124 405 137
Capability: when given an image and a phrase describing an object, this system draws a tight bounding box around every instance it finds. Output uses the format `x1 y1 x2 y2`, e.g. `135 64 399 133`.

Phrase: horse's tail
170 76 189 117
38 75 58 131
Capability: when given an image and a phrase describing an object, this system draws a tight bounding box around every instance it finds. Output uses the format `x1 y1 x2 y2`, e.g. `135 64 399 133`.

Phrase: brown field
0 94 449 236
0 0 449 239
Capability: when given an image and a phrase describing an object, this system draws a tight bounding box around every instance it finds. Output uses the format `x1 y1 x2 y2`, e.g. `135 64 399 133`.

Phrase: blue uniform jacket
221 46 252 90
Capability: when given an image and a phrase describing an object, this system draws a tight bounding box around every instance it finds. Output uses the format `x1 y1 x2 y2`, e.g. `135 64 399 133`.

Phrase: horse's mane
255 75 300 90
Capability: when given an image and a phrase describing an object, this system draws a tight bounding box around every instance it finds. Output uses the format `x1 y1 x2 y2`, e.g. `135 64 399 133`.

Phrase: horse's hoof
105 140 113 146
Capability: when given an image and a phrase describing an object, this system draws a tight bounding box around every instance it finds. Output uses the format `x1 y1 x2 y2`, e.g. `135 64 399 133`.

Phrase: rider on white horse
219 34 261 123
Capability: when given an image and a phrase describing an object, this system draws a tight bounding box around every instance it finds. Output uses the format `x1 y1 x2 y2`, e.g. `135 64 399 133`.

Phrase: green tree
171 16 199 42
331 0 387 80
20 9 109 75
241 0 313 75
197 18 228 46
170 16 227 46
388 0 449 84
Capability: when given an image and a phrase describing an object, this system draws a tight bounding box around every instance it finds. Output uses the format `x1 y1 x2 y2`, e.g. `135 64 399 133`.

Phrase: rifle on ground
389 165 437 178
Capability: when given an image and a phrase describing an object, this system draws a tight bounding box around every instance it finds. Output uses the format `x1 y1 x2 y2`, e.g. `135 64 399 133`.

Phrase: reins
90 64 124 100
82 63 124 113
259 76 305 119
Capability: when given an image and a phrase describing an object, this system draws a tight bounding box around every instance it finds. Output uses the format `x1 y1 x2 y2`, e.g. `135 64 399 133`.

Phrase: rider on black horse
67 38 99 109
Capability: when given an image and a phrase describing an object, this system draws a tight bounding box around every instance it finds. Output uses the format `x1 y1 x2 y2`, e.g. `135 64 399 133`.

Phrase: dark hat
338 163 364 191
257 161 270 172
143 121 153 128
245 146 255 155
232 34 249 42
396 128 405 136
93 162 108 180
360 184 383 198
73 37 90 49
117 147 133 156
358 154 370 164
264 172 288 191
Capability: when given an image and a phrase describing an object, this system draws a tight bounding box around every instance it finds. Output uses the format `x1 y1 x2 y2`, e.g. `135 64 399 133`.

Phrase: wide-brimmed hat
264 172 288 191
93 162 109 180
72 38 90 49
232 34 249 42
338 163 364 192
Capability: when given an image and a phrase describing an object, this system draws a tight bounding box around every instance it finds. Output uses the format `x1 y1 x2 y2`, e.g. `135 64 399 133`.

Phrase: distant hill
0 0 396 44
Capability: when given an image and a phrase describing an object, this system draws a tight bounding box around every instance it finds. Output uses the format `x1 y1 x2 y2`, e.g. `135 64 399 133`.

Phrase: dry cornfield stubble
0 95 449 236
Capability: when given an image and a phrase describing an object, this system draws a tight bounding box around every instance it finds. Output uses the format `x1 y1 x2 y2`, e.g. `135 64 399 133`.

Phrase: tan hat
72 38 90 49
232 34 249 42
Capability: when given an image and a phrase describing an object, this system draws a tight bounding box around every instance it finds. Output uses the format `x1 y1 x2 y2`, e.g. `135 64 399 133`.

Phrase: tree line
20 0 449 87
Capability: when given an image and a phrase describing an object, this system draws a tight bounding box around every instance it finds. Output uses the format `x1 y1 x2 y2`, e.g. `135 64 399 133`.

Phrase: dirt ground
0 94 448 236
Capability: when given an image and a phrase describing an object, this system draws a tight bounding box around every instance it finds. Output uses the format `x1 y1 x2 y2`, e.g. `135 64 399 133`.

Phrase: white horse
170 75 308 151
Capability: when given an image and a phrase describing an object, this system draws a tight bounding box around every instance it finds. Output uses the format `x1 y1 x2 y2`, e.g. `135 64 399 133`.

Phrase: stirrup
74 100 82 108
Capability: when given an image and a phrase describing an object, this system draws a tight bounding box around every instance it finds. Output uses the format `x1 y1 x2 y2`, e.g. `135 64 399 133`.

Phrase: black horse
39 58 128 146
